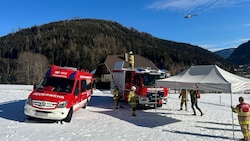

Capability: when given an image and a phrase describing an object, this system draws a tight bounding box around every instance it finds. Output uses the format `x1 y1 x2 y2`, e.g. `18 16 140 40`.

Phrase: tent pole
230 92 235 139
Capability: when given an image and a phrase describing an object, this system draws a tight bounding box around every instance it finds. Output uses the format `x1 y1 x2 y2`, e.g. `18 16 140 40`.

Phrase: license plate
36 112 48 117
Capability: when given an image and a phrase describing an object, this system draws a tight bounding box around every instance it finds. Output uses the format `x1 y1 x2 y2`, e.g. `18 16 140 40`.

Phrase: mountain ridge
227 40 250 65
0 18 234 84
214 48 235 59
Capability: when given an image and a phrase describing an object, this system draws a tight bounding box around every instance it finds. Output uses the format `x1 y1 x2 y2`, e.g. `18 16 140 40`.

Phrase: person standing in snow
231 97 250 141
128 86 137 116
179 89 188 111
190 90 203 116
112 86 119 109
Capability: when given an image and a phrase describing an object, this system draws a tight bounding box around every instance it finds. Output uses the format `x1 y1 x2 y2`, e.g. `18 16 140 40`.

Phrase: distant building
93 54 159 89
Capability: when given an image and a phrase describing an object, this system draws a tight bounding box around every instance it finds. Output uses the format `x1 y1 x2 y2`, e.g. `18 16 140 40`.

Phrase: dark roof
94 55 159 77
105 55 158 73
104 55 125 73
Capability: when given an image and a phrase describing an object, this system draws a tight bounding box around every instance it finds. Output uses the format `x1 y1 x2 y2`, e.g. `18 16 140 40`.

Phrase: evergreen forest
0 19 233 84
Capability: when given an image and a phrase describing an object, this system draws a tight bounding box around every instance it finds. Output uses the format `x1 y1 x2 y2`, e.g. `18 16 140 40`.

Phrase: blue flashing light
137 68 145 72
69 71 76 79
45 69 51 77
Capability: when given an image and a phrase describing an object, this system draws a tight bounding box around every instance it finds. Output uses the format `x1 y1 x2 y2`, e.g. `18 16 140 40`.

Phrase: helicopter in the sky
184 14 197 19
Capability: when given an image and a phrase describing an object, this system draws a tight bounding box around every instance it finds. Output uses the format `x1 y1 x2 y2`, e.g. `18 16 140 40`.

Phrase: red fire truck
24 65 93 122
111 67 168 108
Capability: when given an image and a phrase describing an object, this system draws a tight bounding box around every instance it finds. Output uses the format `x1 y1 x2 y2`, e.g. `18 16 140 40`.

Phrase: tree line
0 19 233 84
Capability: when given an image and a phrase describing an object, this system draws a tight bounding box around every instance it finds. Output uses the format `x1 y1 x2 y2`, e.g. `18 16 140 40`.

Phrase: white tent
156 64 250 139
156 65 250 93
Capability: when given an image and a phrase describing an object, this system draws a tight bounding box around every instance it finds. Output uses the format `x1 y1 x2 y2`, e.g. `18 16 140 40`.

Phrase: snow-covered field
0 84 249 141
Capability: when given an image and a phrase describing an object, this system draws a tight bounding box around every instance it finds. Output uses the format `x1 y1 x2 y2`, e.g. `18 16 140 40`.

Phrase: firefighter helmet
131 86 136 91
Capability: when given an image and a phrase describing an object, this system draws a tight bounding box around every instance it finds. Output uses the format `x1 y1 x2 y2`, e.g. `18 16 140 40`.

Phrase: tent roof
156 65 250 93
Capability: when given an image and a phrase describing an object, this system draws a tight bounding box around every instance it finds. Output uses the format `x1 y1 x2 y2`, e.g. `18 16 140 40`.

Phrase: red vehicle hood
29 91 67 102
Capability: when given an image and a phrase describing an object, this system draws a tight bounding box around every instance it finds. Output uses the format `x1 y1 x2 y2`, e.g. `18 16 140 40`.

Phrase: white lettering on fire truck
51 74 67 78
54 71 67 75
147 88 164 92
80 75 92 79
33 92 64 99
52 71 68 78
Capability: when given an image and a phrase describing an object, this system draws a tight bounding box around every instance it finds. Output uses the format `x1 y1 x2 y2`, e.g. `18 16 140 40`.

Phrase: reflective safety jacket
113 88 119 100
128 91 137 107
179 89 188 100
232 102 250 125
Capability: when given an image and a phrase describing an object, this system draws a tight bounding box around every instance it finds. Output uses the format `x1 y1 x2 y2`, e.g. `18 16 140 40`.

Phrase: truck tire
64 108 73 122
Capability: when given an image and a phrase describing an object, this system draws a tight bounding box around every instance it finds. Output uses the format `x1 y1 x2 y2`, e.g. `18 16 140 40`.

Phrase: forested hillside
0 19 233 84
227 40 250 65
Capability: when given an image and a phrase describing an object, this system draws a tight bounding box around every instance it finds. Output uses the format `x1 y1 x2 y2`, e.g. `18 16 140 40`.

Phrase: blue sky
1 0 250 52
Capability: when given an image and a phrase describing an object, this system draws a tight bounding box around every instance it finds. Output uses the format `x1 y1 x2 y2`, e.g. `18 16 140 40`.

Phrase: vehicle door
73 80 82 106
81 80 88 101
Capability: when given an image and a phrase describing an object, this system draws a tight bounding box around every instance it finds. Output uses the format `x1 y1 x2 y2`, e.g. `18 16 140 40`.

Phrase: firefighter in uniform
129 51 134 70
128 86 137 116
232 97 250 141
112 86 119 109
179 89 188 111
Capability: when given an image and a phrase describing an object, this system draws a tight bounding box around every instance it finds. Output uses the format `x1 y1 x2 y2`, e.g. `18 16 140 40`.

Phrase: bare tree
17 52 49 84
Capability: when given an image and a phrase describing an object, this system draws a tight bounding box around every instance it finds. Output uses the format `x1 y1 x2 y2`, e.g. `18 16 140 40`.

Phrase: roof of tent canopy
156 65 250 93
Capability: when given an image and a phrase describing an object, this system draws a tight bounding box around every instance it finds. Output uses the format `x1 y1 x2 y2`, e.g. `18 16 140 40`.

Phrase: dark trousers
114 99 118 109
191 101 202 115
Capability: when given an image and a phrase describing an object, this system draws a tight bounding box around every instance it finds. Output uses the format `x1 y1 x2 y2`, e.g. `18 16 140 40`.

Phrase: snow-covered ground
0 84 248 141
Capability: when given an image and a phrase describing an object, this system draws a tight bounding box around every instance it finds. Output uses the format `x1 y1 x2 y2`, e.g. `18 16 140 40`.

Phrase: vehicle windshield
143 73 165 86
37 77 75 93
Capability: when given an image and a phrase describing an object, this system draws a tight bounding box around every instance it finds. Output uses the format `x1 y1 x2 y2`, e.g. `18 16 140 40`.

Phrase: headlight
26 98 32 105
58 101 68 108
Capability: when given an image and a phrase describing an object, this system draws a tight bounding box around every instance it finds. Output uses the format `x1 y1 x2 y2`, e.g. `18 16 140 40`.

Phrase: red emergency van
24 65 93 122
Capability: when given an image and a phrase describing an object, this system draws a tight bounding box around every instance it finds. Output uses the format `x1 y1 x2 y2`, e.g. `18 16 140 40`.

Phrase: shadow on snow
88 94 181 128
197 121 239 126
0 99 26 122
0 90 180 126
163 129 235 140
162 120 241 140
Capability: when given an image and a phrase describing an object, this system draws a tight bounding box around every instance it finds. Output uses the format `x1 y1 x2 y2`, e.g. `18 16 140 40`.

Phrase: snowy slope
0 84 247 141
